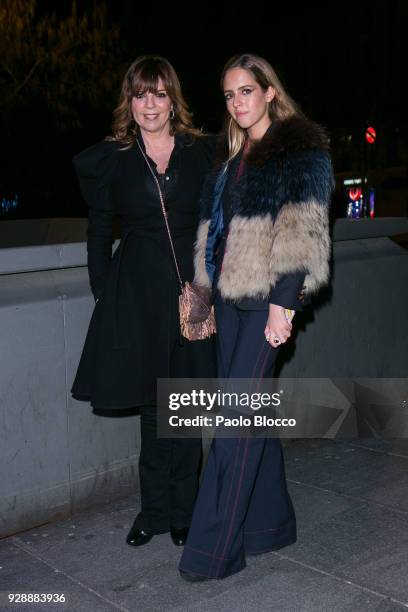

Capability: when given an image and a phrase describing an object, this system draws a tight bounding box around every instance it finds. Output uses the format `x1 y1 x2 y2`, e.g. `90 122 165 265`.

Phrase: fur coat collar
213 115 330 169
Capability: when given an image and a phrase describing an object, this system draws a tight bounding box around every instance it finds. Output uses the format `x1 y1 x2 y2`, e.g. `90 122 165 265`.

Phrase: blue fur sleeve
283 149 335 206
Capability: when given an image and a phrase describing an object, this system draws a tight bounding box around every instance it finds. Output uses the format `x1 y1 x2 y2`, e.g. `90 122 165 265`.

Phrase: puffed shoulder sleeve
73 139 121 211
73 140 121 301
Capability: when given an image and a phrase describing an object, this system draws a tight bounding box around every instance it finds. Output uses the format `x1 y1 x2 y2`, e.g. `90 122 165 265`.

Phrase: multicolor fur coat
194 115 335 302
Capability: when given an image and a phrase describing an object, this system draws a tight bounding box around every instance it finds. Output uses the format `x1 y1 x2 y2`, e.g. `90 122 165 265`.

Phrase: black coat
71 132 216 410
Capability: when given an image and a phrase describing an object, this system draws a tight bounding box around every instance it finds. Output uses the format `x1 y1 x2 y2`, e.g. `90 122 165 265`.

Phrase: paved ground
1 438 408 612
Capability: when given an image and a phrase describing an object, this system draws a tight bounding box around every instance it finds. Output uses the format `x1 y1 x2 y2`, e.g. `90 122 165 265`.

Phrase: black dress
71 131 216 411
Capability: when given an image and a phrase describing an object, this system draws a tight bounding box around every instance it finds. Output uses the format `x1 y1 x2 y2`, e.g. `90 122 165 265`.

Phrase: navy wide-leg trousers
179 296 297 579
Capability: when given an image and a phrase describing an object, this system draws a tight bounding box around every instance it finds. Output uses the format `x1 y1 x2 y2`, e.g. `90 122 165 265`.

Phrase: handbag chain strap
136 138 184 290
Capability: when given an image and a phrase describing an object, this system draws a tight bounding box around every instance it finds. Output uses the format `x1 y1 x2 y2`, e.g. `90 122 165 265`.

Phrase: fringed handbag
136 139 216 341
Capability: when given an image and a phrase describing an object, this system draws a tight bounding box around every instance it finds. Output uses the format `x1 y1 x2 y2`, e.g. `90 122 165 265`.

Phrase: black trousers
133 405 202 534
179 296 297 578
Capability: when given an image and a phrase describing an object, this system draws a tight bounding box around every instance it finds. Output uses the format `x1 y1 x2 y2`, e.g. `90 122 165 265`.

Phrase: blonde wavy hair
221 54 304 162
108 55 202 146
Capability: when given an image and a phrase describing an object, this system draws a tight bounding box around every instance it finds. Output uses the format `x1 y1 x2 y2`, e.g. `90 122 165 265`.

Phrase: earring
169 108 175 120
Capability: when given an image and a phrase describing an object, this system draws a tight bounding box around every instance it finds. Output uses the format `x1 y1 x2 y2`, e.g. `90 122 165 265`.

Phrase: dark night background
1 0 407 220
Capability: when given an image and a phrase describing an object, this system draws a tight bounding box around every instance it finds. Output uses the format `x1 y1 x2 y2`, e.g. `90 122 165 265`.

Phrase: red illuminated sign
365 126 376 144
349 187 362 201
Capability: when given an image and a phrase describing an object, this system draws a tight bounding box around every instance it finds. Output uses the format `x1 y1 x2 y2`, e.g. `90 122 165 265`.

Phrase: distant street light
365 126 376 144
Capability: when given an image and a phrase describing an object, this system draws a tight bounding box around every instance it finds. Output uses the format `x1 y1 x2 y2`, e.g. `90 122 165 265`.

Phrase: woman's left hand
264 304 292 348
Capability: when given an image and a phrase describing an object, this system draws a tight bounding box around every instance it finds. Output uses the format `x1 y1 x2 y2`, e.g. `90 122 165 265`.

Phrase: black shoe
170 526 189 546
179 570 210 582
126 525 153 547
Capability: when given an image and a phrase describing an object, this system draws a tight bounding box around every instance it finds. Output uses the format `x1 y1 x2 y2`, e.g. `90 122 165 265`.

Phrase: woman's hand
264 304 292 348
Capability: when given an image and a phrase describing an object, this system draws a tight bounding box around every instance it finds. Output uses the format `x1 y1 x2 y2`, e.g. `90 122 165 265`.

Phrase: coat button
165 176 170 181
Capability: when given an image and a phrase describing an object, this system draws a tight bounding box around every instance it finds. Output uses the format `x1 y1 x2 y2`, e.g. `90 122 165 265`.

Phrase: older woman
179 53 334 580
71 56 215 548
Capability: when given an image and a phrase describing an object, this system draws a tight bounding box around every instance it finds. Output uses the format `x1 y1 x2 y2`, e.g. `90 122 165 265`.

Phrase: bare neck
140 127 174 151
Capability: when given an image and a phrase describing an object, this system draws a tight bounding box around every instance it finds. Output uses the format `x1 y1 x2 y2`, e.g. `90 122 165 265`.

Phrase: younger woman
179 53 334 580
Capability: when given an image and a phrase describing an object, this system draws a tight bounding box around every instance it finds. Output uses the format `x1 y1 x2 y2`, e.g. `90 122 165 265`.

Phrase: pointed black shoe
170 526 189 546
179 570 210 582
126 525 153 547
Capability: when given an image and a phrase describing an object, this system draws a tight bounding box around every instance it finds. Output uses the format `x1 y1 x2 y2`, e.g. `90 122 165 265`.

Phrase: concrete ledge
1 217 407 276
0 218 407 538
1 457 138 538
0 267 140 539
332 217 408 241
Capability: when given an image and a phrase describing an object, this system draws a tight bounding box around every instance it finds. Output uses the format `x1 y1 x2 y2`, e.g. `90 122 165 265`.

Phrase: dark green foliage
0 0 123 217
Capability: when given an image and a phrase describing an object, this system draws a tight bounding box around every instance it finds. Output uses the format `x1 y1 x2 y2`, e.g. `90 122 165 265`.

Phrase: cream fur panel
217 215 275 300
270 199 330 295
193 200 330 300
193 219 211 289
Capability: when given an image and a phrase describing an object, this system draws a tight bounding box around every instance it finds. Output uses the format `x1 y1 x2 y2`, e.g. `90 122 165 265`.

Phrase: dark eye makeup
134 90 167 99
224 87 254 101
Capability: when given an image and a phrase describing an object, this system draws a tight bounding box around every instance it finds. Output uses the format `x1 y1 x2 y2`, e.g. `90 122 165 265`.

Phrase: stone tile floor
1 438 408 611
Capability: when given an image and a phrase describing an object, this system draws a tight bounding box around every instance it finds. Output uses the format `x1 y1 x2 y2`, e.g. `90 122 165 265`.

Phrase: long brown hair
108 55 202 146
221 53 304 162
